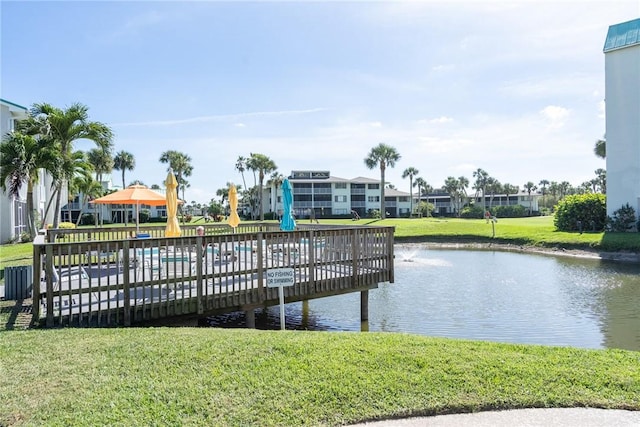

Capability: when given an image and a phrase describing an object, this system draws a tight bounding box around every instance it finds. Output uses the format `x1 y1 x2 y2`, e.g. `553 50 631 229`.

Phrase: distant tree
113 150 135 189
538 179 550 208
594 138 606 159
364 143 401 219
594 168 606 194
523 181 538 216
472 168 490 212
502 183 519 210
159 150 192 201
235 156 248 191
402 166 419 216
246 153 277 221
87 147 113 185
443 177 460 215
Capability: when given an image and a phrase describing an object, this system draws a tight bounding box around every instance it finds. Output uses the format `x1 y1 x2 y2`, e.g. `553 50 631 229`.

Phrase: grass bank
0 328 638 426
2 216 638 271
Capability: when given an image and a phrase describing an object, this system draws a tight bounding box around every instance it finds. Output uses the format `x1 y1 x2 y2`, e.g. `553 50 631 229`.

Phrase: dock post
360 290 369 321
245 309 256 329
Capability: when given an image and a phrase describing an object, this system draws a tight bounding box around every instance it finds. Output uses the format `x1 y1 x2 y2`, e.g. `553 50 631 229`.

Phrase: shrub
47 222 76 229
460 205 484 219
148 216 167 223
368 209 381 219
20 232 32 243
492 205 526 218
553 193 606 232
184 214 193 223
80 213 95 226
138 209 150 223
606 203 637 232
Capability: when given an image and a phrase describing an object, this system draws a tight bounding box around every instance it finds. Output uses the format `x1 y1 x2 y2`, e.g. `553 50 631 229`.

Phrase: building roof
384 188 410 197
603 18 640 53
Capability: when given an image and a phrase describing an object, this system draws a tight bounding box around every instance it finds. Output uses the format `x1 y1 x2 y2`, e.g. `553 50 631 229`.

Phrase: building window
335 183 347 189
368 184 380 190
398 197 409 202
334 195 347 202
368 196 380 202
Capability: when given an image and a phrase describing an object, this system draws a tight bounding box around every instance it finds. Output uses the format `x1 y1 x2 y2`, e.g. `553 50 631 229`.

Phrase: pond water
206 245 640 351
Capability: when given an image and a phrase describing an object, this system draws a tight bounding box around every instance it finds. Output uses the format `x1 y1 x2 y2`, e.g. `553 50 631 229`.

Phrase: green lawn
0 328 638 426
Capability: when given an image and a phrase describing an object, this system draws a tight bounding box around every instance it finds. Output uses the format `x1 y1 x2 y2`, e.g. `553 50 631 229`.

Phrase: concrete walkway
350 408 640 426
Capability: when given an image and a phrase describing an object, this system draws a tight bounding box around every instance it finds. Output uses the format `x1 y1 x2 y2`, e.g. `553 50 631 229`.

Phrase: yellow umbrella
228 184 240 229
165 169 181 237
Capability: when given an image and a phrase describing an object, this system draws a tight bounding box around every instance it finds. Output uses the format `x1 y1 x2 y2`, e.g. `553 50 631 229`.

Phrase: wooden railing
34 225 395 327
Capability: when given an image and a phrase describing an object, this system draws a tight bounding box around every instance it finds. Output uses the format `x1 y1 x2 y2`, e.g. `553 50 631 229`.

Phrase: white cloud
540 105 570 128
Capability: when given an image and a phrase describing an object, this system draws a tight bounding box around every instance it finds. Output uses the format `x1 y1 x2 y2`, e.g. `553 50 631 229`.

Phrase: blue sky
2 1 638 204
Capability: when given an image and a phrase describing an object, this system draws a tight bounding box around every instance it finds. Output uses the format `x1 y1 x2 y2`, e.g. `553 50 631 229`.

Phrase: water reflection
205 246 640 351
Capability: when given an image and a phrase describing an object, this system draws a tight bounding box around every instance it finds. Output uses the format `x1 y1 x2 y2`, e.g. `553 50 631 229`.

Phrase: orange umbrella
164 169 181 237
228 184 240 229
91 184 182 232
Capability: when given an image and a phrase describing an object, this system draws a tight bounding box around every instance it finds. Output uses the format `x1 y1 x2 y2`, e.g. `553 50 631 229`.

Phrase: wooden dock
34 223 395 327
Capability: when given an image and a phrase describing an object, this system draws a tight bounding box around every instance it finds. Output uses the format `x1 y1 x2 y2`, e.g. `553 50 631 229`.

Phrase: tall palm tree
458 176 469 210
113 150 135 190
502 183 518 208
235 156 248 191
523 181 538 216
64 150 94 223
72 171 103 226
402 166 419 216
26 102 113 228
538 179 550 209
0 132 60 237
472 168 489 212
159 150 193 199
364 143 401 219
267 172 285 214
87 147 114 186
443 177 460 215
246 153 277 221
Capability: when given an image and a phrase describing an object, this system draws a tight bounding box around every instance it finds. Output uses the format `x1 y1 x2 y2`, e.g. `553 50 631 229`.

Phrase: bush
47 222 76 230
460 205 484 219
553 193 606 232
20 232 32 243
184 214 193 223
606 203 638 232
491 205 526 218
148 216 167 223
138 209 150 223
367 209 381 219
79 213 95 226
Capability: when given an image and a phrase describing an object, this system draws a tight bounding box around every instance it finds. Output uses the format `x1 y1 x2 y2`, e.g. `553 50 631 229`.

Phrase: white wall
605 43 640 217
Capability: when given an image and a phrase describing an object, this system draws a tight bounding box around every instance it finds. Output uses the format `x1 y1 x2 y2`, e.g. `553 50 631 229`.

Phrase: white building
265 170 413 219
0 99 59 242
604 18 640 218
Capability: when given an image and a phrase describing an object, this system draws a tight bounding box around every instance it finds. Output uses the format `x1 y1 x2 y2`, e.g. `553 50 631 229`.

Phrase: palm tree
537 179 549 209
267 172 285 214
594 168 606 194
594 138 606 159
63 150 94 223
0 132 59 237
457 176 469 204
159 150 193 202
73 171 103 226
402 167 419 216
502 183 518 209
364 143 401 219
26 103 113 228
523 181 538 216
87 147 114 186
113 150 135 190
246 153 277 221
235 156 248 191
472 168 489 212
443 177 460 215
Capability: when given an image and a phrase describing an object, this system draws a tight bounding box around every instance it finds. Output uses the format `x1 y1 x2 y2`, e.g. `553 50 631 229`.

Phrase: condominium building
264 170 412 218
603 18 640 218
